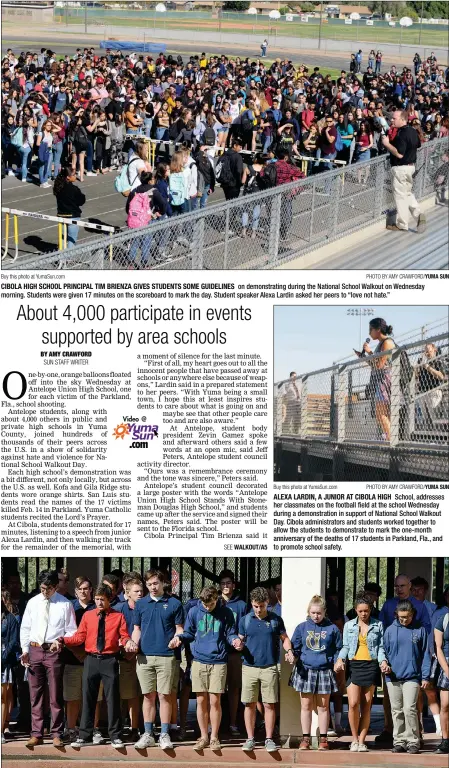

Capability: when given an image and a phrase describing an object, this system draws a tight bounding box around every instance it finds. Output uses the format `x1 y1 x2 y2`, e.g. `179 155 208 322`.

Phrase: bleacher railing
274 332 449 451
4 137 448 271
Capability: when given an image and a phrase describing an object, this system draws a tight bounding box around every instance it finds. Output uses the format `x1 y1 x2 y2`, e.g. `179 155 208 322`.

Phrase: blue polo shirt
115 599 139 637
133 594 184 657
239 610 286 668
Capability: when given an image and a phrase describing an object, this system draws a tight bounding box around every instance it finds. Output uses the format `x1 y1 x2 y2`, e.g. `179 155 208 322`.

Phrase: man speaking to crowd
381 110 426 234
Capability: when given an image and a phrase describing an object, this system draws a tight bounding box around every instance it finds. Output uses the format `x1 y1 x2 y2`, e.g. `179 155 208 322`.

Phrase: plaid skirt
289 665 338 695
437 657 449 691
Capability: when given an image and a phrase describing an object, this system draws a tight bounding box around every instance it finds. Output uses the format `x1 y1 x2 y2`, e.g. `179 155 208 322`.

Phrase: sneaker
63 728 78 743
92 729 103 745
193 736 209 751
72 738 90 748
159 732 173 750
334 724 344 736
358 743 368 752
407 744 420 754
210 737 221 751
135 732 155 749
265 738 278 752
7 170 15 176
1 734 6 744
350 741 360 752
299 736 311 750
375 730 393 744
40 182 51 188
435 739 449 754
391 744 406 753
177 727 186 741
229 725 241 737
242 738 255 751
86 171 97 177
111 739 124 749
21 177 28 182
416 213 426 233
318 737 329 750
327 727 337 737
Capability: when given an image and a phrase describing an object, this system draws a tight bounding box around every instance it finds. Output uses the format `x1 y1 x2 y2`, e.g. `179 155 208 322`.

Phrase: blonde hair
170 151 185 174
307 594 326 615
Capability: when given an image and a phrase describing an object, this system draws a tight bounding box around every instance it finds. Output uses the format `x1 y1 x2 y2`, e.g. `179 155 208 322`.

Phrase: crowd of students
1 47 448 251
1 566 448 755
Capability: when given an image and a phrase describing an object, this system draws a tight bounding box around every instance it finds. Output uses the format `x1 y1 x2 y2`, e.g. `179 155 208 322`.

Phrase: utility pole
318 0 323 50
419 0 424 45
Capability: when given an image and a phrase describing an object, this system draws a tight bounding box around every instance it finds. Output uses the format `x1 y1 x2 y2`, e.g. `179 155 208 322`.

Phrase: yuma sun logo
112 416 159 448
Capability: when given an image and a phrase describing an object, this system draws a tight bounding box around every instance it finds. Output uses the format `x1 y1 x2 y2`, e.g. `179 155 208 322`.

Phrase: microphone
360 338 371 357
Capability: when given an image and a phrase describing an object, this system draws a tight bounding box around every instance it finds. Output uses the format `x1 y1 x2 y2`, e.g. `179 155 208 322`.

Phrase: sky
274 305 447 382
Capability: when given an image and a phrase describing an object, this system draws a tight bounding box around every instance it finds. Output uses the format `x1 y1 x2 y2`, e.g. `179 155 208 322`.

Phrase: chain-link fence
5 138 447 272
274 331 449 481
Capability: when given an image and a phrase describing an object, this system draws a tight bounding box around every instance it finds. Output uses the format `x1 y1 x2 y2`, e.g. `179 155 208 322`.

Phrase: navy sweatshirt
291 618 342 670
383 619 430 682
180 603 238 664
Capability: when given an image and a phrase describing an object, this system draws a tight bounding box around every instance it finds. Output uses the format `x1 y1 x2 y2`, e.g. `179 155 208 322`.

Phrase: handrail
274 332 449 388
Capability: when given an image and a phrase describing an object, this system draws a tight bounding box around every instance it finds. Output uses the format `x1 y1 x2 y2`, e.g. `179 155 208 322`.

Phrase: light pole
84 1 87 35
318 0 323 50
419 0 424 46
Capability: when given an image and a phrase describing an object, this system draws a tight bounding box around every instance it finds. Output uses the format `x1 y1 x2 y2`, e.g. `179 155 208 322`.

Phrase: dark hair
102 573 119 590
369 317 393 336
95 584 112 599
250 586 269 604
411 576 429 590
218 569 235 584
38 569 59 588
155 162 169 181
354 592 373 609
396 599 415 615
110 568 124 579
364 581 382 597
53 165 73 197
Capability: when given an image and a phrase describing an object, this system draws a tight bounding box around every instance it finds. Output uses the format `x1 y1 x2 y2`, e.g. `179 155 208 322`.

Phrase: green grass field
54 13 448 47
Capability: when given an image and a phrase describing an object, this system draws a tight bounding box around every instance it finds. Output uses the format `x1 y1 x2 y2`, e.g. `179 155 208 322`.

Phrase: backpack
241 110 254 133
196 153 212 195
260 162 277 189
243 165 260 195
169 172 186 206
114 155 141 197
11 127 23 148
203 126 216 147
38 140 49 163
215 152 235 187
74 125 89 151
169 120 181 141
242 612 279 636
335 130 343 152
127 190 152 229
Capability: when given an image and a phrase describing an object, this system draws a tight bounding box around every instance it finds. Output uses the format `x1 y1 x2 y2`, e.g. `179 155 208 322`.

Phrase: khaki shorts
192 661 227 694
241 664 279 704
119 657 140 700
63 665 103 702
226 651 242 691
136 654 175 695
